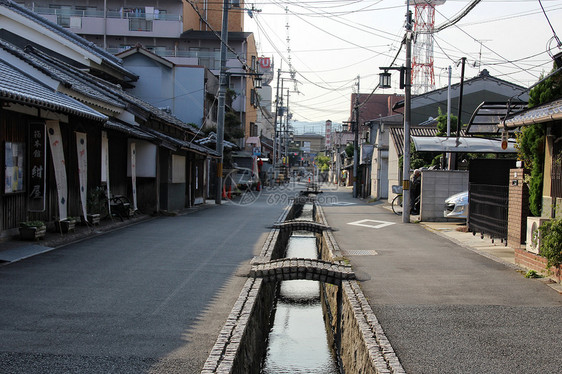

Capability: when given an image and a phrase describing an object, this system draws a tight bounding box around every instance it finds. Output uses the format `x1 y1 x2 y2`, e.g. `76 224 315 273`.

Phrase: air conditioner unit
526 217 550 254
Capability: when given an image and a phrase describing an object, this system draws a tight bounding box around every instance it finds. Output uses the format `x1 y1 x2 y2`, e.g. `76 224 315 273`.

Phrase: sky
243 0 562 133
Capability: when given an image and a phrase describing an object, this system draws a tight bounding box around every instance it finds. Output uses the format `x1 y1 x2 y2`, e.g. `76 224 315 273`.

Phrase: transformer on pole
410 0 445 95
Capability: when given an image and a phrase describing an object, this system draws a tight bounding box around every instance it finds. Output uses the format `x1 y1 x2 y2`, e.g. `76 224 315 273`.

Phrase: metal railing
31 7 182 21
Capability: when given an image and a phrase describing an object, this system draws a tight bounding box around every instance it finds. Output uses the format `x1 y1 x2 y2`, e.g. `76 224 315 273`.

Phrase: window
250 123 258 137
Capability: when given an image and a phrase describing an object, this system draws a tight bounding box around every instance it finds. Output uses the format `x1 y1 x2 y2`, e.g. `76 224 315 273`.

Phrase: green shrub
538 218 562 269
20 221 45 228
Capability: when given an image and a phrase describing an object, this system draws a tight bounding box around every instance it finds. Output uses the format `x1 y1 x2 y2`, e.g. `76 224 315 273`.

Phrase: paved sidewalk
320 187 562 374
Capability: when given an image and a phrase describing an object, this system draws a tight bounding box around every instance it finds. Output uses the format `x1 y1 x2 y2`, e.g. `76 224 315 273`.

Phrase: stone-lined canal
261 230 339 373
201 198 404 374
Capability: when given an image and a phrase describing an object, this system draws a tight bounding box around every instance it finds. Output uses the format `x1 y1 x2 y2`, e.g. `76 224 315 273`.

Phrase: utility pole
352 75 360 198
446 65 452 170
453 56 466 170
402 6 413 223
273 68 281 168
285 88 290 166
214 0 229 204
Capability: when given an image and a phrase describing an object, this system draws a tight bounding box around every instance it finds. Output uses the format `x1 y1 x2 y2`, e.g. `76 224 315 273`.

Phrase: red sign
259 57 271 69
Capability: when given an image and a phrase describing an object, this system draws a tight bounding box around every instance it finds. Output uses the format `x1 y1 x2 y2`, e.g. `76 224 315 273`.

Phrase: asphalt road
0 190 289 374
320 188 562 374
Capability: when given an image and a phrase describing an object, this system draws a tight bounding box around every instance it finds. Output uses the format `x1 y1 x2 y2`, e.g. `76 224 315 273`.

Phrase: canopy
411 136 517 153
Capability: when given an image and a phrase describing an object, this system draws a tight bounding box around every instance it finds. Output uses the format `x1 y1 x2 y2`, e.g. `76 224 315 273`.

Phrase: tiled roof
0 0 136 81
19 43 200 135
0 58 106 121
104 121 155 140
0 41 125 111
142 127 220 156
503 97 562 127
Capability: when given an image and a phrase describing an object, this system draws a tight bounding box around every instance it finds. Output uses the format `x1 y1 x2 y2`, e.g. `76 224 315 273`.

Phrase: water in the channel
261 214 339 373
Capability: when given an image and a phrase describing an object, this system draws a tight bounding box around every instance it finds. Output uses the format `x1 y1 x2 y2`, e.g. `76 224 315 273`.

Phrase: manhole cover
343 250 378 256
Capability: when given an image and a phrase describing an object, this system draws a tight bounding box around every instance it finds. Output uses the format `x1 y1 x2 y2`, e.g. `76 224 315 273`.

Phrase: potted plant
54 217 77 233
19 220 46 240
84 187 107 224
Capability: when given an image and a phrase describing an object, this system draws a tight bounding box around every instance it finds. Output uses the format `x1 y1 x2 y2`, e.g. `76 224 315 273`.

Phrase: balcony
31 7 183 38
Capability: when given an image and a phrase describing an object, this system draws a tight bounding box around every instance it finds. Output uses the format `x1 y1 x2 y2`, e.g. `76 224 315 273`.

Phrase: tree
516 65 562 216
314 155 331 172
345 143 354 158
435 107 458 137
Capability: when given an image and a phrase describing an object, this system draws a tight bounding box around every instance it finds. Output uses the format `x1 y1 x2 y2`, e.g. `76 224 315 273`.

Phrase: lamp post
379 6 413 223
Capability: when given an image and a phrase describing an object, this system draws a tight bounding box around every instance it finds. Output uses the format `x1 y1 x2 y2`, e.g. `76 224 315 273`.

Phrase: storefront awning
411 136 517 153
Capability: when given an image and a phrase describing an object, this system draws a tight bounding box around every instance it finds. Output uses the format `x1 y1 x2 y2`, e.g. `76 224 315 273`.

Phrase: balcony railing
31 6 182 23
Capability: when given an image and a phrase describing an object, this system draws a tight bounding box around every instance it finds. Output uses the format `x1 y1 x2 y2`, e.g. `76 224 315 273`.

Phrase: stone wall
420 170 468 221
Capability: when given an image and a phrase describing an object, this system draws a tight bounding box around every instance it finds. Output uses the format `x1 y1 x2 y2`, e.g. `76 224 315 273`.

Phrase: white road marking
347 219 395 229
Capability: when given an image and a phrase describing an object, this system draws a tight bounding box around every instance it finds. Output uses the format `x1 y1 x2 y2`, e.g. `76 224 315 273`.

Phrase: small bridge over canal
271 220 332 233
250 258 355 285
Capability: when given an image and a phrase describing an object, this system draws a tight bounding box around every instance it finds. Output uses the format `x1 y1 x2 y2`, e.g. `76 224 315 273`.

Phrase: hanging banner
46 120 67 220
130 142 137 211
102 131 111 216
76 132 88 220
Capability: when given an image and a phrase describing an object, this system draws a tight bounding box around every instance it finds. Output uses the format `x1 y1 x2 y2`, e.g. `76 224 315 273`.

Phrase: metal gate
468 159 516 242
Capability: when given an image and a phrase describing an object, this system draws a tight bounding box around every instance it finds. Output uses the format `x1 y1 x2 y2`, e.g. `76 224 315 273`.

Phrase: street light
378 71 392 89
378 66 406 89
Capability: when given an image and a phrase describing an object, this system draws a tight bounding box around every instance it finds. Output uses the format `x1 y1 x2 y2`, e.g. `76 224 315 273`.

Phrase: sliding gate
468 159 516 242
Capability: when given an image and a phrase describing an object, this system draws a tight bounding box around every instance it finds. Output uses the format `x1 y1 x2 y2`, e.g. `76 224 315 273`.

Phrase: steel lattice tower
411 0 445 95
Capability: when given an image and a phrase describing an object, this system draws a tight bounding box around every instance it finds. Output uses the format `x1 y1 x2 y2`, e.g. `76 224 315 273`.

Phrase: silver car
444 191 468 219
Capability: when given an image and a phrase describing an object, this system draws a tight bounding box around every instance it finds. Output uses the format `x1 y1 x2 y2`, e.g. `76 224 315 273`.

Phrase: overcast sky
244 0 562 131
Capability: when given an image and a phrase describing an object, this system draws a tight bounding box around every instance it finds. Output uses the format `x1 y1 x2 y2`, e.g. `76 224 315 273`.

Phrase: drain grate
343 249 378 256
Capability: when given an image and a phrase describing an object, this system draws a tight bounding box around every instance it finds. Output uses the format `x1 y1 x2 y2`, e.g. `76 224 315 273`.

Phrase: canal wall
202 199 405 374
317 205 406 374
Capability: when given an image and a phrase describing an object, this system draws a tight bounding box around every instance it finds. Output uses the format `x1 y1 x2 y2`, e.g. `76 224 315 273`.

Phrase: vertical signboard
76 132 87 219
28 123 45 211
46 120 67 220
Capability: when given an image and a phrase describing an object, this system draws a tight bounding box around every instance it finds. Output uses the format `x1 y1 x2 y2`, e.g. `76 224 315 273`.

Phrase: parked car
444 191 468 219
234 168 259 190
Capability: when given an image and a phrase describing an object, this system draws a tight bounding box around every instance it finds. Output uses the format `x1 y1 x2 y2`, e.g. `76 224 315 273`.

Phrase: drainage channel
201 197 405 374
261 203 340 373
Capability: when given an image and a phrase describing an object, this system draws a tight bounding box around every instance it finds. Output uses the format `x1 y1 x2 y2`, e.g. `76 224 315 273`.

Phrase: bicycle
391 185 403 215
391 185 420 216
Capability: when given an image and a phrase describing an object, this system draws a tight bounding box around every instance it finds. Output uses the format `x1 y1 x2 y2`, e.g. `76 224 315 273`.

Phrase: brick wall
507 168 529 249
515 248 561 283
